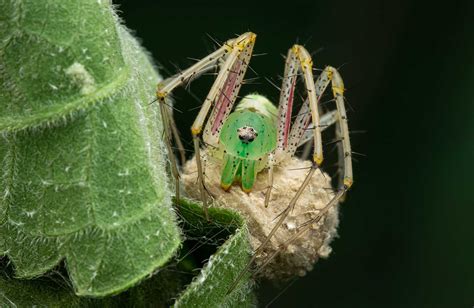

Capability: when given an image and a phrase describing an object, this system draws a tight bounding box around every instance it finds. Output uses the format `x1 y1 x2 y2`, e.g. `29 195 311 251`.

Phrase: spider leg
285 67 332 157
298 109 338 149
156 41 228 208
288 70 336 160
335 120 346 200
264 66 353 251
300 109 337 160
274 45 323 166
194 33 256 219
267 45 322 206
263 45 325 250
255 66 354 278
301 138 313 161
283 65 353 187
159 103 181 201
323 66 353 188
227 164 318 295
264 153 275 208
254 189 346 276
156 32 256 220
168 108 186 166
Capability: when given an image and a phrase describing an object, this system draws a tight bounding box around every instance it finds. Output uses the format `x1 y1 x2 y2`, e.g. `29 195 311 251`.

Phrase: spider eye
237 126 258 144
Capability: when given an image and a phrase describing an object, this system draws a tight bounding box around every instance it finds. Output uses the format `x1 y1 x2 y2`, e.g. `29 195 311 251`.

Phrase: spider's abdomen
219 95 277 191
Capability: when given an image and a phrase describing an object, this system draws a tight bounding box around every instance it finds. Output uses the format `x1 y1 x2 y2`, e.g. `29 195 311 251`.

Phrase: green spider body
158 33 354 287
216 94 277 192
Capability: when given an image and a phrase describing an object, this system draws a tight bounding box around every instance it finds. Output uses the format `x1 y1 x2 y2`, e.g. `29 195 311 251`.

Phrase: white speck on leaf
118 169 129 176
25 210 36 218
41 179 52 186
78 145 91 153
65 62 96 95
9 219 24 227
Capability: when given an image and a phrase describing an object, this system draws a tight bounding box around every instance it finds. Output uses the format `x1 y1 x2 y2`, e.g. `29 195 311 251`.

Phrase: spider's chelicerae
156 32 353 285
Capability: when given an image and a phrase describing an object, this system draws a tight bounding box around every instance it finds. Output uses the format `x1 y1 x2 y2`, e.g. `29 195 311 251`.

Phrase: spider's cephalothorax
218 94 277 192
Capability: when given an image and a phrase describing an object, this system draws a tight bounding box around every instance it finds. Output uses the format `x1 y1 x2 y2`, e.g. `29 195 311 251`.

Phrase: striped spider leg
255 67 354 270
156 32 256 220
228 46 354 294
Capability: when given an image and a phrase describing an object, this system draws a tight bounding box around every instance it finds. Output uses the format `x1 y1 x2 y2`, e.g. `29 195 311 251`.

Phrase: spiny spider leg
325 66 353 188
202 37 255 147
156 32 256 220
195 33 256 220
254 66 354 278
291 69 340 152
254 189 346 276
297 110 338 149
265 110 337 207
156 41 228 209
255 66 354 285
288 65 353 185
264 153 275 208
274 46 299 158
299 108 337 162
227 165 318 295
159 103 181 201
168 106 186 165
335 120 347 201
265 45 324 208
261 45 298 208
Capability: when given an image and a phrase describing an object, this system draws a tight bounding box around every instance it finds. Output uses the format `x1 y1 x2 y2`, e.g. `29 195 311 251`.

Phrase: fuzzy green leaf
173 198 255 308
0 0 181 297
0 199 256 307
0 273 84 307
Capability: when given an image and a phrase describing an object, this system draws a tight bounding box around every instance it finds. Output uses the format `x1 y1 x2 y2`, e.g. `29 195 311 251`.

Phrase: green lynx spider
156 32 353 289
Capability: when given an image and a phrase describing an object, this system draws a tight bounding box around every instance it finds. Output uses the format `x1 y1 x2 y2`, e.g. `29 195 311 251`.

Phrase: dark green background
114 0 473 306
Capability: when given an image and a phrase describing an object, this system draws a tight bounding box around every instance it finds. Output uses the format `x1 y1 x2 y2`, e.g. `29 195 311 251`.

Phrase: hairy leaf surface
0 200 256 307
0 0 180 296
